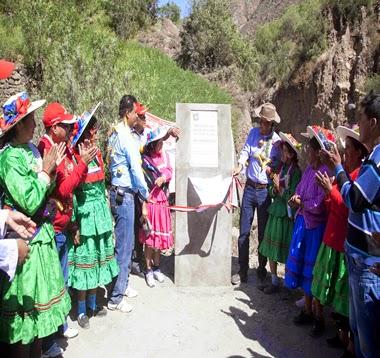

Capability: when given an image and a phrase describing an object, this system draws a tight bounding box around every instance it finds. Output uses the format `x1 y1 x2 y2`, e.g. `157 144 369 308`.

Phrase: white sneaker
62 327 78 339
145 270 156 287
295 296 305 308
124 286 138 298
107 299 133 313
153 268 165 283
42 342 64 358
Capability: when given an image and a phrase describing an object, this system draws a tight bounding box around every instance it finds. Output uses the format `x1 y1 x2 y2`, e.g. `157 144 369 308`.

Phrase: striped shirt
335 143 380 256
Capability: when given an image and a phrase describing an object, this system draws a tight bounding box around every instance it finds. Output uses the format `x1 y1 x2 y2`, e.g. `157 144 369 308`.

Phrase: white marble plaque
190 110 218 167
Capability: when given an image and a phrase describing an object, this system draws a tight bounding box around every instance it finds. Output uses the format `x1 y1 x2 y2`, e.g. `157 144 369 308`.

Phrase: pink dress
139 151 173 250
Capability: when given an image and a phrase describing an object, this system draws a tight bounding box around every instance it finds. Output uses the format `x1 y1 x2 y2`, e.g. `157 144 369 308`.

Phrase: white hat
336 125 360 148
279 132 302 156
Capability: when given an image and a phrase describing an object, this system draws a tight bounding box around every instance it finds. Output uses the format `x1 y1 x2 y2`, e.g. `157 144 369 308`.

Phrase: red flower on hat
312 125 335 143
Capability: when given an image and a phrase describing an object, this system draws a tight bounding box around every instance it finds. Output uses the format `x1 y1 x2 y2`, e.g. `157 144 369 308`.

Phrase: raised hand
56 142 67 166
43 144 59 175
320 143 341 170
315 170 333 194
78 141 98 165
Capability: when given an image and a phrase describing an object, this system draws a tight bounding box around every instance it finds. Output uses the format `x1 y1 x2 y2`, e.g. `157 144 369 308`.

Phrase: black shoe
231 271 247 285
293 311 314 326
88 306 107 318
131 262 145 278
256 266 267 282
326 334 344 349
77 314 90 329
264 283 280 295
309 318 325 338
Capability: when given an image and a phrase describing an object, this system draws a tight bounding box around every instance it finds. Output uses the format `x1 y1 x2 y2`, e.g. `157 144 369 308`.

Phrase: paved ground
61 254 341 358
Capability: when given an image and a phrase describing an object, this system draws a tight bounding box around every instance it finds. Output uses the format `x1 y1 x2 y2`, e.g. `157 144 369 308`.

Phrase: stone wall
0 62 29 104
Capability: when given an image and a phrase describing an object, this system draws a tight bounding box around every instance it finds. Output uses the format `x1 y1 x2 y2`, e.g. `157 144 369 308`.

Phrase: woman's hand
73 230 80 246
141 201 148 222
272 173 280 192
288 194 301 208
315 170 333 194
43 144 59 175
154 176 166 187
56 142 66 166
79 141 98 165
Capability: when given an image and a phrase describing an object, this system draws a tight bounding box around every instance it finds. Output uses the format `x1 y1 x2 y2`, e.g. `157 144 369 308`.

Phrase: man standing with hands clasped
232 103 281 285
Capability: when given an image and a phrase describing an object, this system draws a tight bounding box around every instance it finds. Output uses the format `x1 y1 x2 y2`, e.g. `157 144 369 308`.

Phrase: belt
110 185 135 194
246 178 268 189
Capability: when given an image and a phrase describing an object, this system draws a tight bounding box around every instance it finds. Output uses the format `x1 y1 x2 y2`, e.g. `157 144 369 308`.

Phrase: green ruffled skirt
0 223 71 344
311 242 349 317
259 214 293 264
68 182 118 291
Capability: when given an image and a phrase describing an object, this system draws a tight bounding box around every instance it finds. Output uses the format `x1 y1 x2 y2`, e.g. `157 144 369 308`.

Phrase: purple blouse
296 164 329 229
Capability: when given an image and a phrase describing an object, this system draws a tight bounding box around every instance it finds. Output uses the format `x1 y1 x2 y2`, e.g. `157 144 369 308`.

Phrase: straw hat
253 103 281 123
279 132 302 156
0 91 45 138
336 125 360 148
71 102 101 146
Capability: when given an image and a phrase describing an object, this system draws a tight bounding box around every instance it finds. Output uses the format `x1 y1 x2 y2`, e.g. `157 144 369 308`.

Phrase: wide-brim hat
0 91 45 138
253 102 281 123
301 125 335 150
146 126 168 145
71 102 101 146
336 125 360 148
279 132 302 156
0 60 15 80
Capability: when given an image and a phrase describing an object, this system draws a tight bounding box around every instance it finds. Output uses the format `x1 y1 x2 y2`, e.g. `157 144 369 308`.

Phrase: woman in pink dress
140 127 173 287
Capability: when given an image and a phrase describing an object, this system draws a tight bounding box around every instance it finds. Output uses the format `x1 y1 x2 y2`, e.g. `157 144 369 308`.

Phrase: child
140 127 173 287
259 133 301 294
68 104 119 328
285 126 333 330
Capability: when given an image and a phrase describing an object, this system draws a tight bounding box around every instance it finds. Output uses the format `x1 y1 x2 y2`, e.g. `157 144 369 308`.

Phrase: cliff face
250 6 380 140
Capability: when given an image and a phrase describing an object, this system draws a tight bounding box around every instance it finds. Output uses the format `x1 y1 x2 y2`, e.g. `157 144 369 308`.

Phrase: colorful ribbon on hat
71 113 88 145
0 92 30 130
312 125 335 143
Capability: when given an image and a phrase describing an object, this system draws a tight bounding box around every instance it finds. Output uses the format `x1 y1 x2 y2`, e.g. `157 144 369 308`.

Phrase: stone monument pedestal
175 103 234 286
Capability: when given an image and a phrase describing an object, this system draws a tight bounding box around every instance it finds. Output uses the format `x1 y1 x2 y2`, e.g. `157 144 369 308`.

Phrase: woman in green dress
259 132 301 294
0 92 70 357
68 103 119 329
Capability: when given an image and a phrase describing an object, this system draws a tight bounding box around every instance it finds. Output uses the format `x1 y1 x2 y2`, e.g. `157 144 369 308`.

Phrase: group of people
0 60 178 357
0 57 379 358
233 99 380 358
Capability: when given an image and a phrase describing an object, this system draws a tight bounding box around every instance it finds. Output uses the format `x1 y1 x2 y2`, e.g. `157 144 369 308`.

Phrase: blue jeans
42 232 68 352
109 189 135 305
238 185 271 273
345 242 380 358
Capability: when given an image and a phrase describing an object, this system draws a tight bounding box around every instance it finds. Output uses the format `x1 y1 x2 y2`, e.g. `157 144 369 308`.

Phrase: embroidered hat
43 102 77 128
146 126 168 145
0 60 15 80
253 102 281 123
0 91 46 138
71 102 101 146
301 125 336 150
279 132 302 156
336 125 360 148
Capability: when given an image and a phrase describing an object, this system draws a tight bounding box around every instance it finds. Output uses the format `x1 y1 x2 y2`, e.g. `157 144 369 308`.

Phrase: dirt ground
61 227 342 358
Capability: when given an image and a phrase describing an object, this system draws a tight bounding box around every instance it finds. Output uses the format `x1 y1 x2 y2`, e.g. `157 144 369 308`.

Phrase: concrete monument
175 103 234 286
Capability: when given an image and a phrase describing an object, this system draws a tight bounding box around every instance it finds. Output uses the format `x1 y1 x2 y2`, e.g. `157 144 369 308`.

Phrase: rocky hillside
231 0 301 34
251 4 380 139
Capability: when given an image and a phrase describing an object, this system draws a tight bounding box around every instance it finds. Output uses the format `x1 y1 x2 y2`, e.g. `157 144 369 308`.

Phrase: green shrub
158 2 181 24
